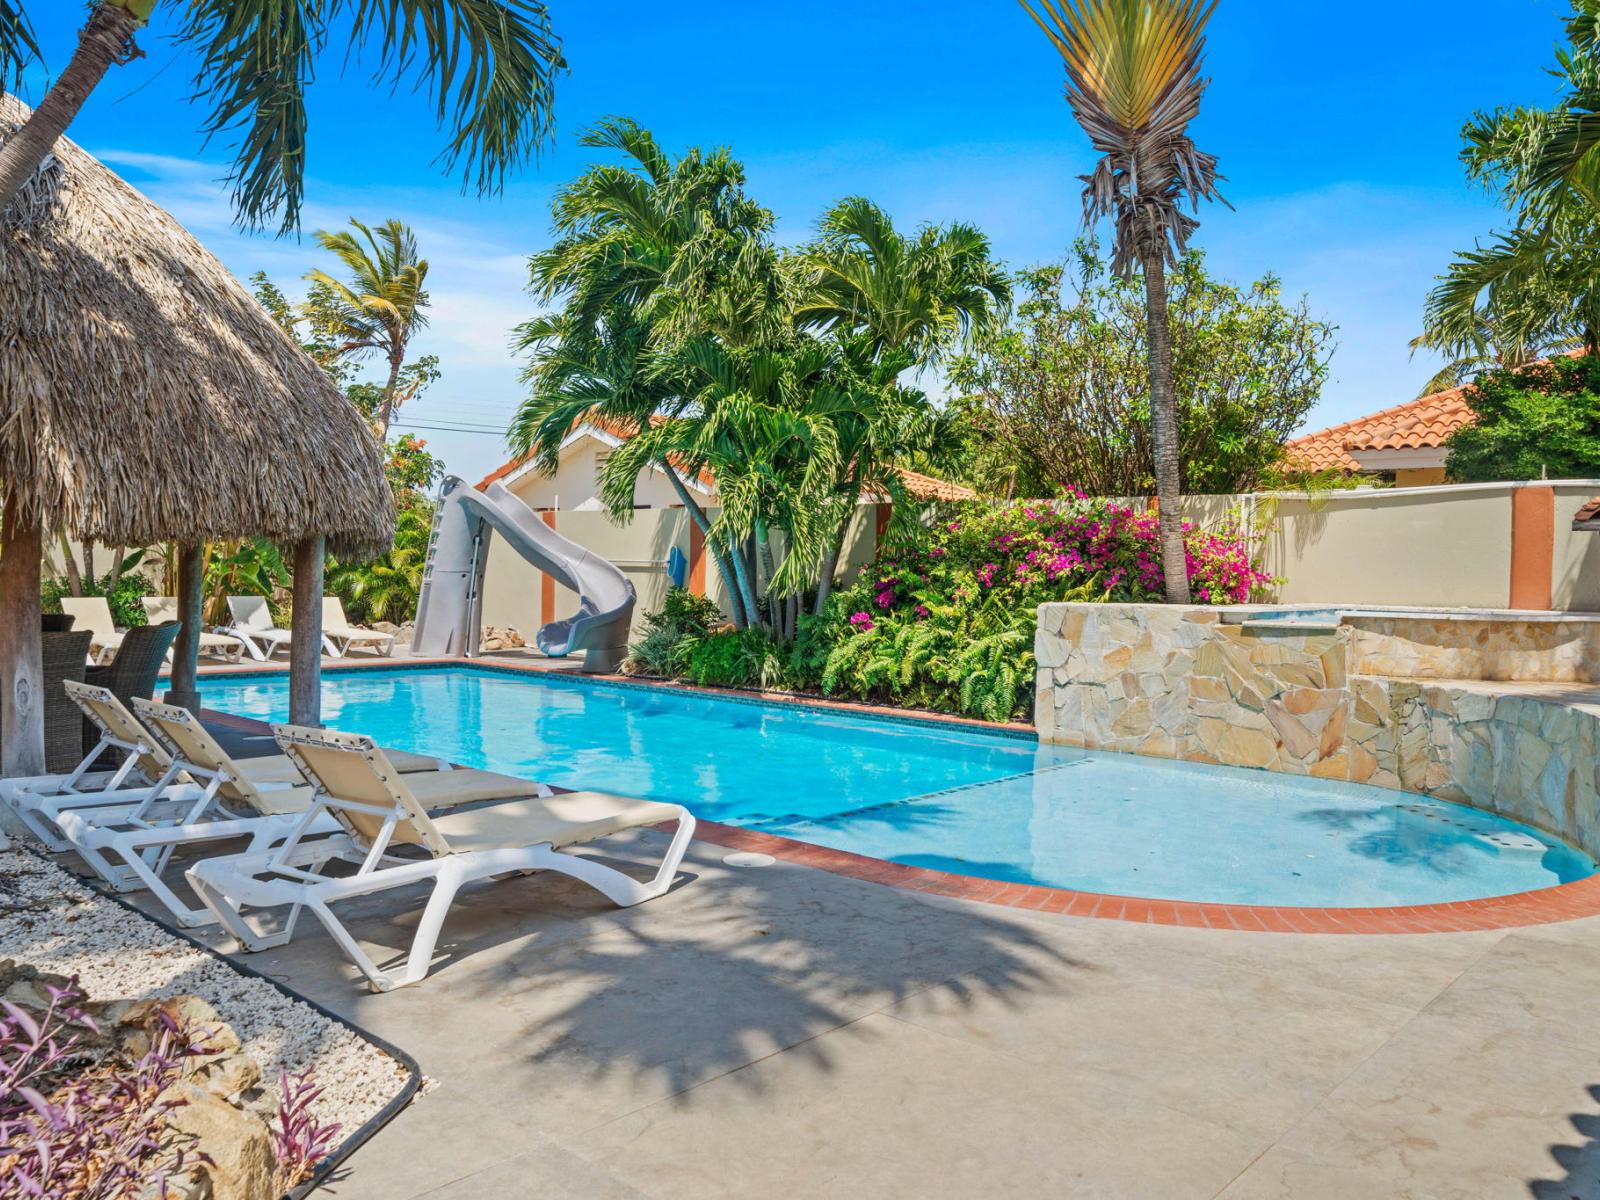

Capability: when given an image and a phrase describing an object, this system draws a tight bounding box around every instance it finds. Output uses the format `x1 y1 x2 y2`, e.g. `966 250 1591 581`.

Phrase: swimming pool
199 666 1597 908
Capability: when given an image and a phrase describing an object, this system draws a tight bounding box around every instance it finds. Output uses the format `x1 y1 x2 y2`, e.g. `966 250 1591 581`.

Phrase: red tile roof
474 417 973 502
1284 386 1475 473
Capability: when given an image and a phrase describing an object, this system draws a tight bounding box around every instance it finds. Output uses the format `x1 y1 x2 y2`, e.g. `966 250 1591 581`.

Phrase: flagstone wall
1034 603 1600 857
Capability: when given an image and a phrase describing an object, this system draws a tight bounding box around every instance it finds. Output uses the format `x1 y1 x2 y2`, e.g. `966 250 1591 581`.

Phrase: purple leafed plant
270 1065 342 1190
0 980 208 1200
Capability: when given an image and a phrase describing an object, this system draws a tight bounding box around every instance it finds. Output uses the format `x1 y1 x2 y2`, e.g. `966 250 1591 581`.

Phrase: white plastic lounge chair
321 597 395 658
0 681 202 851
59 597 124 665
141 597 247 663
56 700 528 927
188 725 696 991
225 596 294 661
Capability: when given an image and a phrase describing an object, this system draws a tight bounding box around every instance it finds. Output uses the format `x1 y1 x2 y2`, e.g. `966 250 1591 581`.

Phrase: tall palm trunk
813 483 860 616
376 354 404 441
0 5 139 215
728 534 764 631
659 460 746 628
1140 251 1191 605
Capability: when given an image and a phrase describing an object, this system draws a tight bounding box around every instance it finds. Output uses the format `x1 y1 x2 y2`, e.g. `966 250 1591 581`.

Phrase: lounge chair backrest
59 597 116 641
142 597 179 624
272 724 450 855
131 698 297 815
228 596 276 632
63 680 173 780
322 596 350 629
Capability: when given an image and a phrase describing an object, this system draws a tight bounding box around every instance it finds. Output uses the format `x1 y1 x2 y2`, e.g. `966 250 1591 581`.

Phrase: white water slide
411 476 636 673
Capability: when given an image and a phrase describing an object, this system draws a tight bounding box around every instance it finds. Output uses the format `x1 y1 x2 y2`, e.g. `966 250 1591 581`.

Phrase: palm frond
0 0 41 89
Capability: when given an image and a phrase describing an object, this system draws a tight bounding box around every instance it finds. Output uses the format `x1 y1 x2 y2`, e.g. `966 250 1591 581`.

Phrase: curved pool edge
691 819 1600 935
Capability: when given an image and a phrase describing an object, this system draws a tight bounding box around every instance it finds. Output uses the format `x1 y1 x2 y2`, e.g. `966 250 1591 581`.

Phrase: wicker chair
41 631 93 773
41 613 76 633
82 621 180 758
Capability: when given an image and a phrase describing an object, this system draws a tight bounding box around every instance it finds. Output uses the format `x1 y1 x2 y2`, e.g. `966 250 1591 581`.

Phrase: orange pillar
688 521 707 594
540 510 557 621
1509 485 1555 610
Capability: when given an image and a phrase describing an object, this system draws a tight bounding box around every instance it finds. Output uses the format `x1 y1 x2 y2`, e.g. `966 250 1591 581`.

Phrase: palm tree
606 336 852 638
797 201 1007 610
305 218 431 440
797 197 1012 366
511 119 776 626
0 2 564 231
1020 0 1225 604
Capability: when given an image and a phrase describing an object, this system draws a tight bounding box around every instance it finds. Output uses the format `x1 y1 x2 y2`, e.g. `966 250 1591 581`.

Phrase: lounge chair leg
544 810 697 908
306 898 411 992
396 862 468 990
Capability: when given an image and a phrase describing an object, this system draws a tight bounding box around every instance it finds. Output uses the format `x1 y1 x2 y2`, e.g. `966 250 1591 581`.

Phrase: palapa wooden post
0 494 45 777
164 542 205 712
289 537 325 727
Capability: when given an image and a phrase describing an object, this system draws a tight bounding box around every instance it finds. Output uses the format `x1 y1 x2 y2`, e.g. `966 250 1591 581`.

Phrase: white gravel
0 849 408 1135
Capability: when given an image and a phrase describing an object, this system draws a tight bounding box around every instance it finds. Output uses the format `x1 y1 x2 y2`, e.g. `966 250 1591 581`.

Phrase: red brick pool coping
195 657 1600 936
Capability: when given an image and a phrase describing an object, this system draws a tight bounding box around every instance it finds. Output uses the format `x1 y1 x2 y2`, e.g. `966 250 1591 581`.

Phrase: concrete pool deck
125 829 1600 1199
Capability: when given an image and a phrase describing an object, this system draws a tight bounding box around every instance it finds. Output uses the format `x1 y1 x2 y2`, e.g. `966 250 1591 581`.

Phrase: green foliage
204 538 290 625
681 627 787 690
626 587 725 677
1446 353 1600 481
328 504 432 624
947 243 1335 495
326 435 444 625
41 562 154 629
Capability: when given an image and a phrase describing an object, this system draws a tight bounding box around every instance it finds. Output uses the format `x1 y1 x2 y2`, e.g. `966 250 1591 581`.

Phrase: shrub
41 569 155 630
815 494 1269 719
681 627 786 690
0 979 208 1199
627 587 726 677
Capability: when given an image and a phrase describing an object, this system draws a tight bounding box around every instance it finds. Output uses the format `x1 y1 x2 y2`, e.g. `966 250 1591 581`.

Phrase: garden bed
0 848 415 1192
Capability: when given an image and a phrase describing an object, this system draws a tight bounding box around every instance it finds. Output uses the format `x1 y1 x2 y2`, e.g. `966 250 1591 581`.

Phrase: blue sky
12 0 1582 482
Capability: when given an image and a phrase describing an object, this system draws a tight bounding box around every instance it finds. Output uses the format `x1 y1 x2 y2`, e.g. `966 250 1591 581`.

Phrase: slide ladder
411 476 636 673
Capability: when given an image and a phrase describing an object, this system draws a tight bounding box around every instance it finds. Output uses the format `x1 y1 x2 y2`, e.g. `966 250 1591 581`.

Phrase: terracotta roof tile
1575 496 1600 530
1284 386 1475 473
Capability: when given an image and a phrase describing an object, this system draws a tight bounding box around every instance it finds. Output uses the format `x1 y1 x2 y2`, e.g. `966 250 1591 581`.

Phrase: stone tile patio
125 829 1600 1199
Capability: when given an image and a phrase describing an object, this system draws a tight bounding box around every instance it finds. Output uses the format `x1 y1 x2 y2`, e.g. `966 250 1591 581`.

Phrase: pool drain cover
723 851 777 868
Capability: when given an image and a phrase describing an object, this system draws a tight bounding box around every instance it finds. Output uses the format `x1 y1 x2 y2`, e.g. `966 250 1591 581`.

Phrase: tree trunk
0 497 44 778
375 354 404 441
661 461 746 627
754 521 777 625
728 534 763 631
1141 251 1192 605
164 543 205 712
57 531 83 597
289 538 325 726
108 546 125 588
0 5 140 216
813 490 860 617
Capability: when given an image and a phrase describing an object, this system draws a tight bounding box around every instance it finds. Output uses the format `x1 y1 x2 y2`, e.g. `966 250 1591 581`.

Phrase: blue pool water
199 666 1597 908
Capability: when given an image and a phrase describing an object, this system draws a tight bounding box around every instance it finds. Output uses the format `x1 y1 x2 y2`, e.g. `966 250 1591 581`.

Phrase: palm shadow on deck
144 826 1086 1128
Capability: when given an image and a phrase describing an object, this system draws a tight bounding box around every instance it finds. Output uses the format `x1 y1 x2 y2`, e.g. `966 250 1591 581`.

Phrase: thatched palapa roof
0 95 393 558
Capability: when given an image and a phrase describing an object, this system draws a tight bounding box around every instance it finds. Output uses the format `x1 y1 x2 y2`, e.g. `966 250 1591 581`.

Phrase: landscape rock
164 1083 279 1200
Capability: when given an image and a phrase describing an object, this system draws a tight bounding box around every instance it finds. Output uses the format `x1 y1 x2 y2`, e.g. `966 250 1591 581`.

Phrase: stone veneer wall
1346 616 1600 683
1035 603 1600 859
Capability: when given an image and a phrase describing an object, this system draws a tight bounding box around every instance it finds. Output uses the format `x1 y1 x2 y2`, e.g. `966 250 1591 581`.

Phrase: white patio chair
0 681 202 851
187 725 696 992
321 597 396 658
59 596 124 665
141 597 247 662
57 699 528 928
225 596 294 661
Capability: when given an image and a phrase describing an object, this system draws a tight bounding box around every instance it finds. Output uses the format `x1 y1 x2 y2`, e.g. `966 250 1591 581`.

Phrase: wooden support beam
164 542 205 712
0 496 44 777
289 537 325 727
